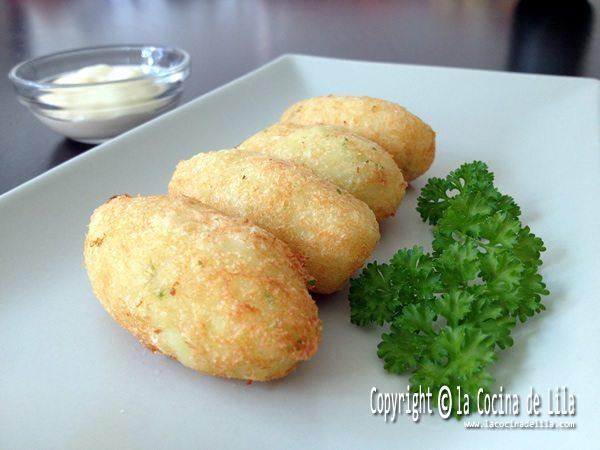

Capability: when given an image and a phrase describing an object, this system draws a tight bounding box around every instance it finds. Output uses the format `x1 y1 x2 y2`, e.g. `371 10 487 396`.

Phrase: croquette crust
168 149 380 294
280 95 435 181
239 123 407 219
84 195 321 381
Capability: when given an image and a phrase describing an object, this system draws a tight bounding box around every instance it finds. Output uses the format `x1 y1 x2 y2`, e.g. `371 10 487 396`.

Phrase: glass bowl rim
8 44 190 90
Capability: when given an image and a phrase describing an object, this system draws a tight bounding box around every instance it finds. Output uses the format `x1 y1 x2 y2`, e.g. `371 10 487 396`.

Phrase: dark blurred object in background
508 0 593 76
49 140 93 169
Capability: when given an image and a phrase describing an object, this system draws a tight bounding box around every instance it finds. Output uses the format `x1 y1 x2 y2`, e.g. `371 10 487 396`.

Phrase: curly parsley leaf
389 246 441 302
349 161 549 418
349 247 441 326
349 262 402 326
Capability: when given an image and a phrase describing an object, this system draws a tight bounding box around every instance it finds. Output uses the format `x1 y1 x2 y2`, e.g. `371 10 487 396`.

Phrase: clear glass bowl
9 45 190 144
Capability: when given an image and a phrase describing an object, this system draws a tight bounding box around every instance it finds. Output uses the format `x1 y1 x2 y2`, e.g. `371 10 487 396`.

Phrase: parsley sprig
349 162 549 417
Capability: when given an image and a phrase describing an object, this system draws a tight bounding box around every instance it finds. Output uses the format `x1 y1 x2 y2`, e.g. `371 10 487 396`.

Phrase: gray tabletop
1 0 598 195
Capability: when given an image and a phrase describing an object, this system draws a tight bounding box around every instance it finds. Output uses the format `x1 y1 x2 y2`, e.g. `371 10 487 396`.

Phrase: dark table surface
1 0 598 195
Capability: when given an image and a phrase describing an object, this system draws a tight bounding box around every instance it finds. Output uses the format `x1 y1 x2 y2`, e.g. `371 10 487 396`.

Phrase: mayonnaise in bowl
10 46 190 143
42 64 168 121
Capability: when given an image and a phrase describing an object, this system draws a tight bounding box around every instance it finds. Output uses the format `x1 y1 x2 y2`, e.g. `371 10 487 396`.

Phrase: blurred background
1 0 598 193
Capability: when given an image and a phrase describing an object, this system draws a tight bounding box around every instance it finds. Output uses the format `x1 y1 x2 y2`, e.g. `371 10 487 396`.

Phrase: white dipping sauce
38 64 172 143
43 64 167 120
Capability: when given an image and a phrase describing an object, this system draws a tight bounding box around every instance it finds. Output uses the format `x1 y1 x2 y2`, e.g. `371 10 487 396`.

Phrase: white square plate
1 55 598 450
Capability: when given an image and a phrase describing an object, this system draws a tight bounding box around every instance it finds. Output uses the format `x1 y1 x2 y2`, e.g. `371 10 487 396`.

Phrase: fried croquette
84 195 321 381
239 123 406 220
280 95 435 181
168 149 380 294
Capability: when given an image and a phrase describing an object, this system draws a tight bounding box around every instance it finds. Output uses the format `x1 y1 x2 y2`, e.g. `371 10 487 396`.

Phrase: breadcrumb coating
280 95 435 181
84 195 321 381
169 149 380 294
239 123 406 219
